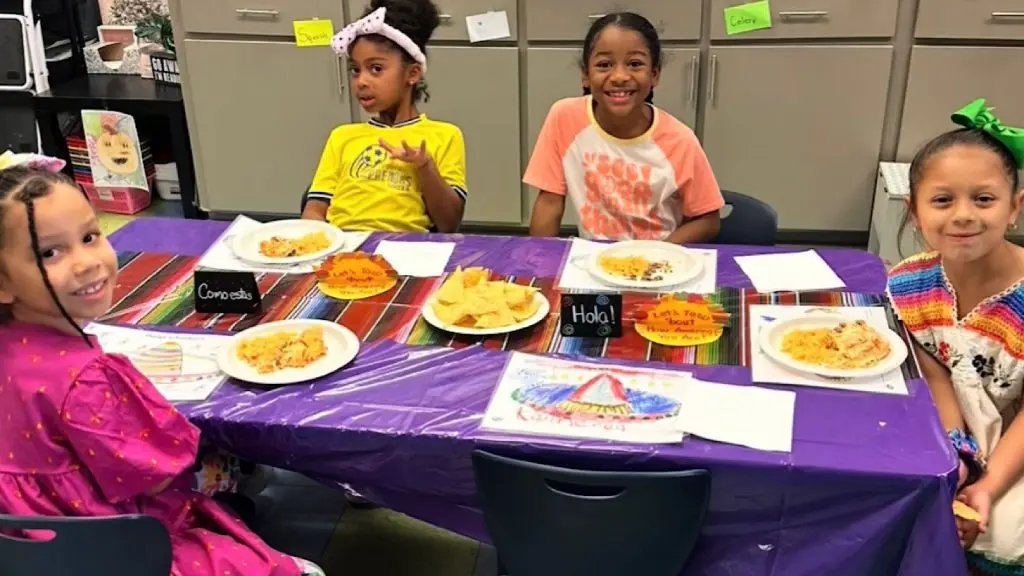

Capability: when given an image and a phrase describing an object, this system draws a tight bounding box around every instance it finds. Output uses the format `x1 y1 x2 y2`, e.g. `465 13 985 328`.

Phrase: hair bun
367 0 440 49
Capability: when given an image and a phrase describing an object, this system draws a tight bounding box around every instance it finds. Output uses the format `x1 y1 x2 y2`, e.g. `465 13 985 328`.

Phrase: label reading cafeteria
559 293 622 338
193 270 262 315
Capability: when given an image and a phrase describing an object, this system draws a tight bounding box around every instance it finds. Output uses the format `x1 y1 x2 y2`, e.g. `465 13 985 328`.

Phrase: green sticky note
724 1 772 35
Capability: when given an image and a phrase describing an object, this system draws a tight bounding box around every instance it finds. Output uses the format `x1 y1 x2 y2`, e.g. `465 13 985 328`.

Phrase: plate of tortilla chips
422 267 550 335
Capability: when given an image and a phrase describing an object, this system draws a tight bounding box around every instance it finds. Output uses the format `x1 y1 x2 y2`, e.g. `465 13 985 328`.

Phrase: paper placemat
734 250 845 293
749 304 909 395
196 215 369 275
373 240 455 277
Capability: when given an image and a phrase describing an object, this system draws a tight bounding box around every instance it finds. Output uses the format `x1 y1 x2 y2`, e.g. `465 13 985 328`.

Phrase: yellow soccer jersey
308 115 468 232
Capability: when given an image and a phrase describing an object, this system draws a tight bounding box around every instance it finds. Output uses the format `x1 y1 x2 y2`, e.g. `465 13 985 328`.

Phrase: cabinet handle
439 13 453 22
588 13 607 21
334 56 346 98
991 12 1024 20
707 54 717 105
779 10 828 19
687 55 698 105
235 8 280 18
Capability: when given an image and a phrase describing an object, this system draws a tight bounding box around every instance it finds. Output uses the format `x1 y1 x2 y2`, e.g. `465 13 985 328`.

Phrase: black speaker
0 17 27 88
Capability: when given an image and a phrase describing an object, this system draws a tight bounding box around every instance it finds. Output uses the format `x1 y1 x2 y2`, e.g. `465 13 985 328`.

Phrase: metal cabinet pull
439 13 453 22
687 55 698 105
706 54 717 105
334 56 346 98
235 8 280 18
779 10 828 19
991 12 1024 20
588 13 607 21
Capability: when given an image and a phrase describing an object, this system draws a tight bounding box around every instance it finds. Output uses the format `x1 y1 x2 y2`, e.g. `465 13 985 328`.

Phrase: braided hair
357 0 441 103
0 167 92 345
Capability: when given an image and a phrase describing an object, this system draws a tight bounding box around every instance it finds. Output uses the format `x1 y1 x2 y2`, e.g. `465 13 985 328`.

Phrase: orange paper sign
634 296 726 347
315 252 398 300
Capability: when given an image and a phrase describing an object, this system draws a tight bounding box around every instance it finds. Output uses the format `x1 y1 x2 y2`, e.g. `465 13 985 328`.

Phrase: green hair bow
951 98 1024 169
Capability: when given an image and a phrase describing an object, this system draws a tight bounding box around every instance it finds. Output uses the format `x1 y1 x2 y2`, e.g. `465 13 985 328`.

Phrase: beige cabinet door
183 39 350 214
898 47 1024 161
343 0 519 41
177 0 342 36
702 46 892 232
524 0 702 41
709 0 897 40
917 0 1024 40
419 47 522 224
524 47 700 228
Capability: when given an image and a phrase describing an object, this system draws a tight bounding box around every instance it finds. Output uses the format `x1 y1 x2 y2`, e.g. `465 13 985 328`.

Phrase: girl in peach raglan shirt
525 12 723 243
0 157 324 576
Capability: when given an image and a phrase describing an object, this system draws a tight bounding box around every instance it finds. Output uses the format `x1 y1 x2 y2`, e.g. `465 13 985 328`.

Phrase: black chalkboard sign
559 293 622 338
193 270 262 314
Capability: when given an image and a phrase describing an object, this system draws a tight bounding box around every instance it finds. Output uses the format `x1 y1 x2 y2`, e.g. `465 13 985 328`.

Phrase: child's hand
958 484 992 533
957 460 968 490
956 515 981 548
380 139 431 168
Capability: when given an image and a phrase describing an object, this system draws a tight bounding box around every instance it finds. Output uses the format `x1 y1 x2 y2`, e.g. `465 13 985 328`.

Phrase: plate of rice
586 240 703 290
759 315 908 379
217 319 359 385
231 220 348 265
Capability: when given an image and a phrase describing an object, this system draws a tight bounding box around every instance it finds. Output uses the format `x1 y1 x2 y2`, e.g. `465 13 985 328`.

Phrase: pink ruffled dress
0 322 301 576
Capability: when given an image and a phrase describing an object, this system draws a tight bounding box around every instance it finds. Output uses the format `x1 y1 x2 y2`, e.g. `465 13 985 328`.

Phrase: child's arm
381 137 466 233
60 355 200 503
529 191 565 237
666 211 720 244
914 342 967 431
974 412 1024 500
301 199 329 221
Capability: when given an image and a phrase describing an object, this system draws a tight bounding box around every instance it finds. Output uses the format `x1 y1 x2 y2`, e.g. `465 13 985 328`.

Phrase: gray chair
717 190 778 246
0 513 172 576
472 450 711 576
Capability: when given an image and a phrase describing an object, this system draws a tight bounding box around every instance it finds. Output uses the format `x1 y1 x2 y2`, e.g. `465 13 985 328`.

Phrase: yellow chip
462 267 489 287
510 297 542 321
953 500 981 522
476 306 516 328
435 269 465 304
432 301 467 325
503 283 536 308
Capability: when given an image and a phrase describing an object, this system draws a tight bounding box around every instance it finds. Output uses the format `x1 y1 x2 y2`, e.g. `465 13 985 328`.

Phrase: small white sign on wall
466 11 511 43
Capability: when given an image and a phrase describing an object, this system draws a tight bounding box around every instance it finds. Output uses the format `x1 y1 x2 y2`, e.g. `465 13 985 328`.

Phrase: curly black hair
0 166 92 344
581 12 662 105
357 0 441 103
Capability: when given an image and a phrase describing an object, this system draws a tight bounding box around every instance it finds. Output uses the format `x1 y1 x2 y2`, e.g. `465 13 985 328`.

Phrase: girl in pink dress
0 161 325 576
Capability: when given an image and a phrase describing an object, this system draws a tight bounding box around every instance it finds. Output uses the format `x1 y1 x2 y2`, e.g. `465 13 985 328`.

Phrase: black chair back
473 450 711 576
0 514 172 576
717 190 778 246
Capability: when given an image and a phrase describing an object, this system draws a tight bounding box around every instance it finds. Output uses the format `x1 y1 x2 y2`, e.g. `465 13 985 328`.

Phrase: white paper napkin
197 215 369 275
374 240 456 277
734 250 845 293
678 379 795 453
557 238 717 294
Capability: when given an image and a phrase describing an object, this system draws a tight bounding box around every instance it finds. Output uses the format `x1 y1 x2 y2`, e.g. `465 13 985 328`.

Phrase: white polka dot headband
331 7 428 73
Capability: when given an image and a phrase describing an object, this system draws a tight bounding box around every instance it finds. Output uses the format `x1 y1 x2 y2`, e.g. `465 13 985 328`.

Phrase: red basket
78 179 154 215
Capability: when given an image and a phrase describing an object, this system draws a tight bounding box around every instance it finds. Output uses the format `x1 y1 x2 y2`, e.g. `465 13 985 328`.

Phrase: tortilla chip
476 306 516 328
432 302 467 326
503 283 536 308
953 500 981 522
462 267 489 287
510 297 541 321
435 269 465 304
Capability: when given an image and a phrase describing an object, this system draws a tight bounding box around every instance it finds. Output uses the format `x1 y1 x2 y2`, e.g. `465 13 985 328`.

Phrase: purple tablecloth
111 218 962 576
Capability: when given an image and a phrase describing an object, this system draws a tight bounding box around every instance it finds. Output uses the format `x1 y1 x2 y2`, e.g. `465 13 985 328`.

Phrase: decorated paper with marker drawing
85 324 229 402
81 110 148 189
481 353 689 444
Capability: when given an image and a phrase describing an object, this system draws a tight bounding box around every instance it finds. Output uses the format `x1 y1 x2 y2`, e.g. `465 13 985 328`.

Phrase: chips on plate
430 267 542 329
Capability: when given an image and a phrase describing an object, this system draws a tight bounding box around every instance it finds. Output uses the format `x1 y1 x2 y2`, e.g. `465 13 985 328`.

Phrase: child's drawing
81 109 148 189
85 324 229 402
482 353 690 444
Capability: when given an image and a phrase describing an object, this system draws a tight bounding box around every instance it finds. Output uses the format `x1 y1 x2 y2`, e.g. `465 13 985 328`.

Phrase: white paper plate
421 292 551 336
587 240 703 290
231 220 348 265
218 319 359 385
759 315 909 379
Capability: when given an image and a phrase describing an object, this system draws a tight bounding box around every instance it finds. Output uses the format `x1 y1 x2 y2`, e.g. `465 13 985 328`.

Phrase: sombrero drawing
512 373 680 422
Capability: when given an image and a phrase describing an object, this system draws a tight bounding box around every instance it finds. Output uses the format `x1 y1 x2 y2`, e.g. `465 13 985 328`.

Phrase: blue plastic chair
717 190 778 246
0 513 172 576
472 450 711 576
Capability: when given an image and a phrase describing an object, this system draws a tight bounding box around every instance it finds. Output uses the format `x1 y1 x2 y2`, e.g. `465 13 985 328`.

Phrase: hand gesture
380 139 430 168
956 484 992 548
